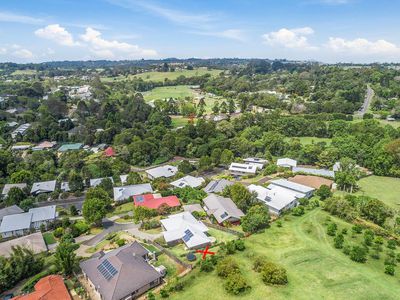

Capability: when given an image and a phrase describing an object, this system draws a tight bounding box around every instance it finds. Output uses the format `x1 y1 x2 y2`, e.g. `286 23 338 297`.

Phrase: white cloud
190 29 245 41
0 47 7 55
0 11 43 24
262 27 318 50
80 27 157 59
326 37 400 54
35 24 79 46
12 48 34 59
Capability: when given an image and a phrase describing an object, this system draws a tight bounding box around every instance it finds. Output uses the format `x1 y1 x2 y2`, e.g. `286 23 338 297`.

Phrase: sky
1 0 400 63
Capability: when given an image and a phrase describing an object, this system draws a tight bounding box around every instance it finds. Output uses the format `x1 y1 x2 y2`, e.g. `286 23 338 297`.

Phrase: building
12 275 71 300
160 212 211 249
104 146 116 157
203 194 244 224
145 165 178 180
119 174 128 185
276 158 297 168
30 180 57 196
113 184 153 202
203 179 233 194
57 143 83 153
2 183 27 197
11 144 31 151
0 232 47 258
228 162 257 176
183 204 204 214
60 182 70 192
80 242 162 300
170 175 205 189
90 177 114 187
28 206 57 230
292 166 335 178
11 123 31 139
0 205 24 223
289 175 334 189
32 141 57 151
133 194 180 209
243 157 268 169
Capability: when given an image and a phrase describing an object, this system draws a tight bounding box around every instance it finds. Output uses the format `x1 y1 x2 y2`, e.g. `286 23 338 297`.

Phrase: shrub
253 256 267 272
261 262 288 285
116 239 126 247
53 227 65 238
350 246 368 263
334 234 344 249
160 288 169 298
200 257 215 272
223 273 250 295
387 240 397 250
316 185 332 200
216 257 240 278
235 239 245 251
292 206 305 216
352 224 363 234
327 223 337 236
147 292 156 300
385 265 395 276
363 230 375 246
141 220 160 230
343 245 351 255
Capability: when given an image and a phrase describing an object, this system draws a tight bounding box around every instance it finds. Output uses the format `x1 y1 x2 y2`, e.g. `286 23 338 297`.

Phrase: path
356 85 374 116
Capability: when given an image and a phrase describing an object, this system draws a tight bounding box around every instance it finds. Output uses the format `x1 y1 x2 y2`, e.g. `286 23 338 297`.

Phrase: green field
11 69 37 75
170 209 400 300
294 136 332 145
170 116 193 128
143 85 194 102
356 175 400 209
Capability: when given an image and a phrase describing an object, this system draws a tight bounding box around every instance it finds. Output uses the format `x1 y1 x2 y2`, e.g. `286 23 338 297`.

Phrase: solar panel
97 259 118 281
136 195 144 203
220 212 228 219
179 182 186 187
182 229 194 242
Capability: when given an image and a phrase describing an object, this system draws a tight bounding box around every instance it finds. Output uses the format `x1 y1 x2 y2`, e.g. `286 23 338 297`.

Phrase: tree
212 102 220 114
228 98 236 114
316 185 332 200
70 205 78 216
5 187 25 206
327 223 337 236
217 257 240 278
55 239 77 275
199 155 213 171
220 101 228 113
241 204 270 233
350 246 368 263
335 157 360 192
385 264 395 276
220 149 234 165
261 262 288 285
126 172 142 185
178 160 194 174
211 148 222 166
133 206 156 223
223 273 250 295
68 171 84 192
334 234 344 249
98 178 114 197
224 183 256 212
82 197 107 225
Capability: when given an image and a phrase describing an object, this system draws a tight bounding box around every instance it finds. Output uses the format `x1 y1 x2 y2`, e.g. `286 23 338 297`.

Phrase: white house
113 183 153 202
11 123 31 139
170 175 205 189
243 157 268 169
146 165 178 180
229 162 257 176
277 158 297 169
90 177 114 187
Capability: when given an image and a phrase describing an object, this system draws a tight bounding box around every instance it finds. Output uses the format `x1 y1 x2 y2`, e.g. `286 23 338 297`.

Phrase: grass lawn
132 68 222 82
42 232 56 245
207 228 237 243
169 209 400 300
154 253 186 278
11 69 37 75
171 116 193 128
356 175 400 209
143 85 194 102
292 136 332 145
107 202 134 217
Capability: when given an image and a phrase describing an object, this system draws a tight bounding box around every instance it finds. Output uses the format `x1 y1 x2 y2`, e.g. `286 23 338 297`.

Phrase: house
268 179 315 198
183 204 204 214
104 146 116 157
203 179 233 194
32 141 57 151
160 212 211 249
277 158 297 168
0 205 24 222
0 212 33 238
243 157 268 169
7 121 18 127
133 194 180 209
170 175 205 189
11 144 31 151
0 232 47 258
289 175 334 189
203 194 244 224
228 162 257 176
60 182 70 192
30 180 56 195
11 123 31 139
292 166 335 178
28 205 57 230
57 143 83 153
113 184 153 202
2 183 27 197
80 242 162 300
12 275 71 300
145 165 178 180
90 177 114 187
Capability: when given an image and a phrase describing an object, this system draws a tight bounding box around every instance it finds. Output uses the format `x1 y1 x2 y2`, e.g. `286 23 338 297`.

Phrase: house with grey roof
203 179 233 194
145 165 178 180
28 205 57 230
58 143 83 152
203 194 244 224
170 175 205 189
30 180 57 196
0 232 47 257
243 157 268 169
80 241 162 300
292 166 335 178
90 177 114 187
0 205 24 223
11 123 31 139
229 162 257 176
0 212 33 238
113 184 153 202
1 183 27 197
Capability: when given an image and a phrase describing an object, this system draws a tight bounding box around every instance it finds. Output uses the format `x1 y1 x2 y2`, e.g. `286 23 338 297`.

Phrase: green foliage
260 261 288 285
178 160 194 174
349 246 368 263
387 240 397 250
241 204 270 233
164 186 206 203
326 223 337 236
292 206 305 216
334 234 344 249
133 206 157 223
223 273 250 295
216 257 240 278
126 172 143 185
223 183 256 212
5 187 26 206
316 185 332 200
363 230 375 246
385 264 395 276
55 239 77 275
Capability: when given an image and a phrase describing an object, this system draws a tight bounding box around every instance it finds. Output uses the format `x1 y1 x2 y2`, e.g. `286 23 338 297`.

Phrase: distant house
32 141 57 151
228 162 257 176
133 194 180 209
58 143 83 153
11 144 31 151
277 158 297 168
12 275 71 300
203 179 233 194
2 183 27 197
80 242 162 300
292 166 335 178
0 205 24 222
333 162 341 172
113 184 153 202
28 205 57 230
183 204 204 214
160 212 211 249
243 157 268 169
170 175 205 189
7 121 18 128
203 194 244 224
104 146 116 157
11 123 31 139
30 180 57 196
90 177 114 187
0 232 47 258
146 165 178 180
289 175 334 189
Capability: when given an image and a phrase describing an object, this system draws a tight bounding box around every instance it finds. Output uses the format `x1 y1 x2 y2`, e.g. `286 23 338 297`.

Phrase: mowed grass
132 68 222 82
143 85 194 102
170 209 400 300
356 175 400 209
289 136 332 145
11 69 37 75
42 232 57 245
171 116 193 128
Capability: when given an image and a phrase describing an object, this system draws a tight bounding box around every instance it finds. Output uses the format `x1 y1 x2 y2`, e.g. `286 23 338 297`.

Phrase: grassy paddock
132 68 222 82
143 85 194 102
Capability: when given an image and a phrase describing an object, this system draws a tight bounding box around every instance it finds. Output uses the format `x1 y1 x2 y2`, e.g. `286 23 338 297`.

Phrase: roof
0 205 24 221
104 147 116 157
119 174 128 185
203 179 233 194
133 194 180 209
32 141 56 151
269 179 314 194
113 184 153 201
243 157 268 165
203 194 244 223
60 182 70 192
160 212 211 249
276 158 297 168
248 184 300 212
12 275 71 300
90 177 114 187
183 204 204 214
229 162 257 174
2 183 27 196
0 232 47 258
0 212 32 233
170 175 205 188
29 206 57 223
145 165 178 179
30 180 56 194
292 167 335 178
289 175 334 189
58 143 83 152
79 242 161 300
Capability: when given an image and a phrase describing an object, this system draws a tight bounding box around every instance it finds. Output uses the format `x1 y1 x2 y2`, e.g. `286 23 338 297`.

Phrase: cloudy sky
1 0 400 63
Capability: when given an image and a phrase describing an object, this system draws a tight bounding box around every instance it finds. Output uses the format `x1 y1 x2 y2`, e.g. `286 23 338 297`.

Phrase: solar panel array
182 229 194 242
136 195 144 203
97 259 118 281
220 211 228 219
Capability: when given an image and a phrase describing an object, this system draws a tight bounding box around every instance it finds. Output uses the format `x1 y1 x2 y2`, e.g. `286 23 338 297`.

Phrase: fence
146 240 193 270
204 222 244 237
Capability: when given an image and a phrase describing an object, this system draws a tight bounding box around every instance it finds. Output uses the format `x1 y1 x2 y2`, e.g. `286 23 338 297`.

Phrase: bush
223 273 250 295
263 164 277 175
235 239 245 251
387 240 397 250
316 185 332 200
216 257 240 278
350 246 368 263
363 230 374 246
261 262 288 285
53 227 65 238
292 206 305 216
343 245 351 255
60 192 69 199
385 264 395 276
327 223 337 236
334 234 344 249
253 256 267 273
141 220 160 230
116 239 126 247
147 292 156 300
200 257 215 272
352 225 363 234
160 288 169 298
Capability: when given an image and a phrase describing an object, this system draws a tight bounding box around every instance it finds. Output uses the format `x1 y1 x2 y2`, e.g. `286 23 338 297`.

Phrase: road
35 196 85 210
357 85 374 116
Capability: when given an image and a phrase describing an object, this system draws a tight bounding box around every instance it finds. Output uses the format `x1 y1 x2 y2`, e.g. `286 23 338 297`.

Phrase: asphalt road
358 85 374 115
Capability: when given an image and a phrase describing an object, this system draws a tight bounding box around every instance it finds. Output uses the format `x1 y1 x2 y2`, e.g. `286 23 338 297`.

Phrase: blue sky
1 0 400 63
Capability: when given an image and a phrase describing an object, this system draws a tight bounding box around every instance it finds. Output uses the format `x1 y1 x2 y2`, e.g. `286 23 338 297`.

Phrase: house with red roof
104 146 115 157
133 194 180 209
12 275 71 300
